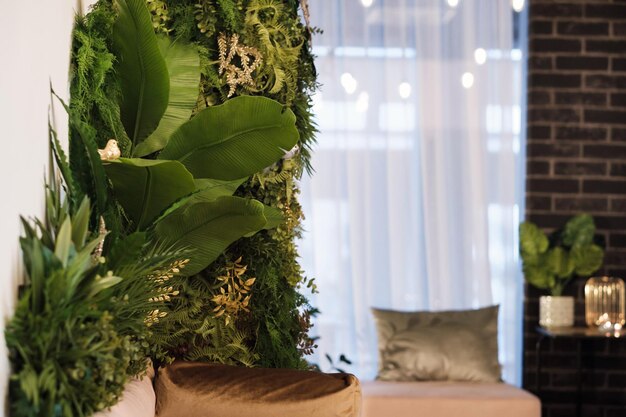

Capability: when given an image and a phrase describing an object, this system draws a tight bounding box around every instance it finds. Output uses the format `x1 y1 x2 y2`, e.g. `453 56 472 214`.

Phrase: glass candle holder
585 276 625 331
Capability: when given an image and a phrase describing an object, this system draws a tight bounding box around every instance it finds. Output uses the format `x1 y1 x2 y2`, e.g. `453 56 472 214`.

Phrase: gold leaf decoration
212 256 256 326
217 33 263 98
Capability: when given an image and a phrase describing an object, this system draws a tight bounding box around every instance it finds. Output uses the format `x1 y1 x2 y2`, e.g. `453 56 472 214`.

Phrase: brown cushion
155 361 361 417
361 380 541 417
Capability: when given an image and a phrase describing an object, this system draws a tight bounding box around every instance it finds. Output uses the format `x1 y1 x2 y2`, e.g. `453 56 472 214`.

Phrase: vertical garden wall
6 0 318 415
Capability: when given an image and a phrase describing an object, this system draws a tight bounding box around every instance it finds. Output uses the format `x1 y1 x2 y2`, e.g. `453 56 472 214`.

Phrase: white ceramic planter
539 296 574 328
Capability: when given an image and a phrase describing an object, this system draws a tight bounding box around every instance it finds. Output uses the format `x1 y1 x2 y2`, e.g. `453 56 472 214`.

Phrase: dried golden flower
144 309 168 327
147 259 190 284
212 257 256 326
217 33 263 97
149 286 180 303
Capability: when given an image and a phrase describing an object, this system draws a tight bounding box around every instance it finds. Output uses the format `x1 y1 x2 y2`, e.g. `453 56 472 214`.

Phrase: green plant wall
72 0 319 368
150 0 320 369
6 0 318 415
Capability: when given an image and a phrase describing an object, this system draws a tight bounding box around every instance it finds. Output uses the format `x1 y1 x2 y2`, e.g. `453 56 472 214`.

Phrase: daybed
97 362 540 417
361 380 540 417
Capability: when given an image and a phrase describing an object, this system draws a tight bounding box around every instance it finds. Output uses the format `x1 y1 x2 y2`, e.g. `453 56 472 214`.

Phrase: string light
474 48 487 65
462 72 474 89
512 0 524 12
356 92 369 112
341 72 358 94
398 82 412 99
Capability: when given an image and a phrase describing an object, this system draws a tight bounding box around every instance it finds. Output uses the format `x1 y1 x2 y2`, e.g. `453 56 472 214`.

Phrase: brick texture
525 1 626 416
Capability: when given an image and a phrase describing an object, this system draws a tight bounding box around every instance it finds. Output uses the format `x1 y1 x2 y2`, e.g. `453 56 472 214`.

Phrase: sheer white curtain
300 0 526 384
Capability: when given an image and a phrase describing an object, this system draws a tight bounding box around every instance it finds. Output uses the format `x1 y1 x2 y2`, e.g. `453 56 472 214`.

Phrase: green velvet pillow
372 306 501 383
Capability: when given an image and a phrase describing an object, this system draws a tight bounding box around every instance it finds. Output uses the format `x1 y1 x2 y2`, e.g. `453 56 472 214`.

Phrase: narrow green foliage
8 189 190 416
243 0 303 102
70 1 129 153
7 197 130 417
68 115 108 216
49 124 78 208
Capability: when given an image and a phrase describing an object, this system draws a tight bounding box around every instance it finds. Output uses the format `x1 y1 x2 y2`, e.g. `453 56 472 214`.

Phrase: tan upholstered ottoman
361 380 540 417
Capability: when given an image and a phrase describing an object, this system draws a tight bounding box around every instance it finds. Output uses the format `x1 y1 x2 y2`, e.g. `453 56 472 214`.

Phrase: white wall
0 0 95 414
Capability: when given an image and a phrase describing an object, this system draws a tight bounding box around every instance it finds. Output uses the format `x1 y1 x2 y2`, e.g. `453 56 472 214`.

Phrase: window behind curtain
299 0 527 385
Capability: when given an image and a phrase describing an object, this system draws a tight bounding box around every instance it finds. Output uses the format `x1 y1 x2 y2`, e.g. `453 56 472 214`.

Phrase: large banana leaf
193 178 247 197
158 179 283 235
243 205 284 237
151 178 246 226
158 96 299 180
134 37 200 157
104 158 195 230
112 0 170 148
154 196 268 275
259 205 284 230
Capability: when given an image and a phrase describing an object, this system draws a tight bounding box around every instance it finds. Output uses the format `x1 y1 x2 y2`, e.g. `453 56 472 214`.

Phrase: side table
535 326 624 417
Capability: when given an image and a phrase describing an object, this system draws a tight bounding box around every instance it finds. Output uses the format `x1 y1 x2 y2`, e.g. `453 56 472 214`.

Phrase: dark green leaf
106 232 147 271
69 116 108 215
572 244 604 276
64 237 103 299
243 205 284 236
546 247 575 278
522 264 554 290
151 178 247 225
54 217 72 267
89 274 123 298
71 198 90 249
20 237 45 313
112 0 170 147
562 214 595 248
519 222 549 256
193 178 246 195
153 196 268 275
158 96 299 180
49 124 77 204
104 158 195 230
260 205 284 230
134 37 200 157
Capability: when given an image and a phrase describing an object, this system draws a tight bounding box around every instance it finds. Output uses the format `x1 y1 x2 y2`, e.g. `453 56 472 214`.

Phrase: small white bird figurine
283 144 300 160
98 139 121 161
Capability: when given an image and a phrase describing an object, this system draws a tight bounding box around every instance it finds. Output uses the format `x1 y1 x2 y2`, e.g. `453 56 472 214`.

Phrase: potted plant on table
519 214 604 328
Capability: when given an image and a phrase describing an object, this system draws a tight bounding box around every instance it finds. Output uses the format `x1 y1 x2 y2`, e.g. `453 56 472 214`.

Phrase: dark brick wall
524 1 626 416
